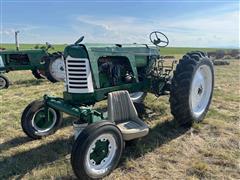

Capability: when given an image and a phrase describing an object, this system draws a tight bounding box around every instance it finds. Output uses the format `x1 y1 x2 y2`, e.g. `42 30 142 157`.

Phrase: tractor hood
0 49 46 55
64 43 159 59
63 43 160 89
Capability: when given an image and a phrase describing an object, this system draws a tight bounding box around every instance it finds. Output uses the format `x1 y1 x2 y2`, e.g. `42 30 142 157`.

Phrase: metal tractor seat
108 90 149 141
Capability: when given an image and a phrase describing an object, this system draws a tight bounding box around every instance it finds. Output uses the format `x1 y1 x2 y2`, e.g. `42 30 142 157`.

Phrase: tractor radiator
65 56 94 93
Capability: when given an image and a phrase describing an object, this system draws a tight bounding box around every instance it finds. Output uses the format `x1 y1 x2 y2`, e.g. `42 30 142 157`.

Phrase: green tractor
21 31 214 179
0 31 65 89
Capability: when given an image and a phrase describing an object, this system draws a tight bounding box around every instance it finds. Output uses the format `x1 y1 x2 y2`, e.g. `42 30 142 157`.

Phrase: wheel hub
85 133 117 176
90 139 110 165
190 65 213 118
32 108 57 132
197 85 203 95
50 58 65 82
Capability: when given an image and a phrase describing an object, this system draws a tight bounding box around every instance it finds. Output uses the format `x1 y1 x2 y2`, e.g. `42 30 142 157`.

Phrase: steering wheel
46 42 53 50
149 31 169 47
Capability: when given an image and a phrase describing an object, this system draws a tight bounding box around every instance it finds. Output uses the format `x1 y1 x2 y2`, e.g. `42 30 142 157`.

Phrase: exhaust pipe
15 31 20 51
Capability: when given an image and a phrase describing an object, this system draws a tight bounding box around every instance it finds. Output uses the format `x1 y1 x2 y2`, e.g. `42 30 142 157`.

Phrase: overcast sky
0 0 239 48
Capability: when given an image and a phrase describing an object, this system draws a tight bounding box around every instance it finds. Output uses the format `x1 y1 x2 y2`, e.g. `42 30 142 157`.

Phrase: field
1 43 221 55
0 47 239 179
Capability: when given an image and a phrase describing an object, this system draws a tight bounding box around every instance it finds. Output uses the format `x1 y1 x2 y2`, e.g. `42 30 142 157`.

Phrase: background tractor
0 31 65 89
21 31 214 179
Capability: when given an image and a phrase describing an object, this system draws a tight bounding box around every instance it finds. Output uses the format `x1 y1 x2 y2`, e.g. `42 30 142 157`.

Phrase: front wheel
170 51 214 126
71 121 124 179
0 74 9 89
21 100 62 139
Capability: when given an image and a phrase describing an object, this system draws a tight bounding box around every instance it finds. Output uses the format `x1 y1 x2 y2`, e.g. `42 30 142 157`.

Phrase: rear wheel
0 74 9 89
32 69 45 79
21 100 62 139
71 121 124 179
130 92 147 116
170 51 214 126
130 92 146 103
45 52 65 83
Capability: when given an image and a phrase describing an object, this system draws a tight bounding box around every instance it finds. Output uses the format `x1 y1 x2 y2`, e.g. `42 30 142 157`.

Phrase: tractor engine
65 54 141 94
98 56 134 87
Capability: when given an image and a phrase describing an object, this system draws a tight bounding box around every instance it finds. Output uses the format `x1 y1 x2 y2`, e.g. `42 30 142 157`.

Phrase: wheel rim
31 108 57 132
130 92 145 102
190 65 213 118
85 133 117 177
0 77 6 89
49 58 65 82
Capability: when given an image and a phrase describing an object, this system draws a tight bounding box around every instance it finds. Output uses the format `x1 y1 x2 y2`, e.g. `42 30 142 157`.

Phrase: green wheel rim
90 139 110 165
32 108 57 132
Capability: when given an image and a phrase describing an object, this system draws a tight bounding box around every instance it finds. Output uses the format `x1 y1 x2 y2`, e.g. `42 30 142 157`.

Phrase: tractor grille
65 56 94 93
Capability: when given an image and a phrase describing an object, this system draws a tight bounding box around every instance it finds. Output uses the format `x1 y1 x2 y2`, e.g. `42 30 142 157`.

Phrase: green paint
38 42 170 124
90 139 110 165
44 95 104 124
64 44 159 88
63 81 150 105
99 72 111 88
0 49 48 72
33 109 54 129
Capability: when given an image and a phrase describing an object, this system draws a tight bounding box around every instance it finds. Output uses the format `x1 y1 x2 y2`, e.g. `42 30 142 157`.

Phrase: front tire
21 100 62 139
71 121 124 179
0 74 9 89
170 51 214 126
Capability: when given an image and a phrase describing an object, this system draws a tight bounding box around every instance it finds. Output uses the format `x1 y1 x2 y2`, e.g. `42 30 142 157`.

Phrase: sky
0 0 239 48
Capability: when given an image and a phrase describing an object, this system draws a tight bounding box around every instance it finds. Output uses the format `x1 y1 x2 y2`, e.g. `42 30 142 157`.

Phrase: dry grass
0 60 239 180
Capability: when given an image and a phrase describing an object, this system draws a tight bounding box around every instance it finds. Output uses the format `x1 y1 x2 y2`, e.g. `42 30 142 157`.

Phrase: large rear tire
170 51 214 126
71 121 124 179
